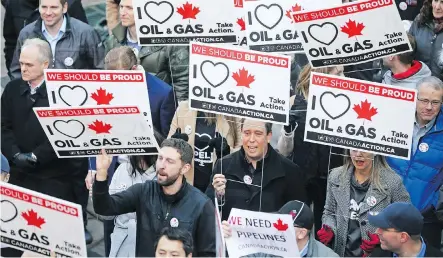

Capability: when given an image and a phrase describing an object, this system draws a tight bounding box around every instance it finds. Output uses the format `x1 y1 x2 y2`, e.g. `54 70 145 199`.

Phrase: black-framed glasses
417 97 442 107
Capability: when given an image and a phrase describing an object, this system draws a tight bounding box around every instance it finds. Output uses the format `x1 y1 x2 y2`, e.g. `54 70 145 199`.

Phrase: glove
284 109 301 133
208 132 230 159
13 153 37 168
360 232 380 254
171 128 189 142
317 225 334 245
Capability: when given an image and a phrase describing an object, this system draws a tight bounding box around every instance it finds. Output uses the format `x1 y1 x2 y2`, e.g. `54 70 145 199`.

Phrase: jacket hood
383 61 431 88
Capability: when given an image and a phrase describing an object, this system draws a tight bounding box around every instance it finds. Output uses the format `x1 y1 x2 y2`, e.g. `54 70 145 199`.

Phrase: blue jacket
387 108 443 212
145 72 176 137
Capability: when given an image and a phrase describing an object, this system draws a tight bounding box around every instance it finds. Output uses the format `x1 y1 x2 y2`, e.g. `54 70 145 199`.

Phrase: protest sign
225 208 299 257
132 0 243 45
245 0 341 53
189 42 291 124
33 106 160 158
215 198 226 258
44 69 154 129
0 182 86 257
305 72 416 159
292 0 411 67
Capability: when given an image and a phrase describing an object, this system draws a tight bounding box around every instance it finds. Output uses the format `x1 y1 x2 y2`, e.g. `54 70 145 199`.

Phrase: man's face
120 0 135 27
39 0 67 28
156 147 188 186
19 46 48 83
155 236 191 258
416 84 443 123
241 120 271 161
376 228 403 253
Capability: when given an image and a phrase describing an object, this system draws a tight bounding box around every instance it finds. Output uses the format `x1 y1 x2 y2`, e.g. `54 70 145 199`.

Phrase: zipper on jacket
164 204 171 221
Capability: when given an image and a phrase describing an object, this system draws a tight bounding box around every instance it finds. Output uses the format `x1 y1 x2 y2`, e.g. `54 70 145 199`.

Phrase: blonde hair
295 64 338 99
342 151 394 194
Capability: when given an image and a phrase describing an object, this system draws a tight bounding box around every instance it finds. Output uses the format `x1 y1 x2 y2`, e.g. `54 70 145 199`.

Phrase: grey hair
161 138 193 165
417 76 443 92
21 38 52 63
105 46 139 70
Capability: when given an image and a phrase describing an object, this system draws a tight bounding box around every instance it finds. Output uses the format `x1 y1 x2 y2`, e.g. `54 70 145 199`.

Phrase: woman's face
329 65 345 77
433 0 443 19
350 150 374 171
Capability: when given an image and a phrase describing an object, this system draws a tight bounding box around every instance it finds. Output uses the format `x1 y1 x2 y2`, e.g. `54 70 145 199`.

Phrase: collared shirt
412 116 436 155
126 29 141 53
393 237 426 257
300 240 309 257
28 79 45 95
42 16 67 56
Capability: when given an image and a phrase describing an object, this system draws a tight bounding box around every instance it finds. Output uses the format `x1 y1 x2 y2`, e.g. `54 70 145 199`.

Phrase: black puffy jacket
93 178 216 257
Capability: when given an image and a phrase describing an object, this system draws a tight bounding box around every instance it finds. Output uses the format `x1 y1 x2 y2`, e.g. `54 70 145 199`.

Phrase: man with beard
92 139 215 257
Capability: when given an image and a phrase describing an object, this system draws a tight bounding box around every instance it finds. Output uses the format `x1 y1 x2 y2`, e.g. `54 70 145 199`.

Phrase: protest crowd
1 0 443 257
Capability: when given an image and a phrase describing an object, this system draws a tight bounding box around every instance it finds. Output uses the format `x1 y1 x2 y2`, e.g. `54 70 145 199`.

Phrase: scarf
434 18 443 33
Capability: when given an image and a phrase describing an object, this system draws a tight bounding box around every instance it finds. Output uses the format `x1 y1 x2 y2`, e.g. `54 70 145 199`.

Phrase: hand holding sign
212 174 227 196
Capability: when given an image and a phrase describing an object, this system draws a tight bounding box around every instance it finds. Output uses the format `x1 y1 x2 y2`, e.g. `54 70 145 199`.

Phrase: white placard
305 72 417 159
33 106 160 158
44 69 154 129
292 0 411 67
133 0 244 45
189 42 291 124
225 208 299 257
0 182 86 257
215 198 226 258
245 0 342 53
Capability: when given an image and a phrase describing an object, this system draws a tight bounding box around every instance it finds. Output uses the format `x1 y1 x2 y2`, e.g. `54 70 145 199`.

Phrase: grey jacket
382 61 431 89
107 163 156 257
323 166 410 257
10 16 104 79
409 18 443 79
105 23 189 102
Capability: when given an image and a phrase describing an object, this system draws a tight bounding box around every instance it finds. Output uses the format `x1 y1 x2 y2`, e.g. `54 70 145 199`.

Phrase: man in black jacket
92 138 215 257
1 38 89 255
3 0 87 78
206 118 308 221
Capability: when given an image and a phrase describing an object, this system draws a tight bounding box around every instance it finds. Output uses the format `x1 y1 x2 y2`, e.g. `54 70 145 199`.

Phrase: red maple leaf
91 87 114 105
273 218 288 231
285 4 303 22
21 209 46 228
237 18 245 31
353 99 378 121
88 120 112 134
177 2 200 19
341 19 365 38
232 68 255 88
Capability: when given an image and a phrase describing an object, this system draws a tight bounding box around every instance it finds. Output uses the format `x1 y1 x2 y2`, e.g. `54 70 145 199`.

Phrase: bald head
104 46 138 70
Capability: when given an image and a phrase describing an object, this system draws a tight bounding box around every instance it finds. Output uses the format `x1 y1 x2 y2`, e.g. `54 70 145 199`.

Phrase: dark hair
154 227 193 256
397 34 416 65
129 130 165 177
161 138 193 165
240 118 272 134
60 0 67 5
417 0 434 26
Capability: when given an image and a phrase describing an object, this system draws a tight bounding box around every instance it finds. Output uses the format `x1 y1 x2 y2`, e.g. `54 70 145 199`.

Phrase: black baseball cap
368 202 424 235
278 200 314 230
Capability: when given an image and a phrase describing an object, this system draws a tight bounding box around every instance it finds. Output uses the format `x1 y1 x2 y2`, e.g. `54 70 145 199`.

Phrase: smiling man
386 76 443 248
93 139 215 257
9 0 104 79
206 118 307 221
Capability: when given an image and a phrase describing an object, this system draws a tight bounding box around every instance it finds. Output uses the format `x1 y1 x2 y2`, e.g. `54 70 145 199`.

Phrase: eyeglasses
417 97 442 107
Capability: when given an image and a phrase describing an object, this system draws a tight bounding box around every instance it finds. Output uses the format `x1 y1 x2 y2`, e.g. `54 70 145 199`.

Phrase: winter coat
10 16 104 79
276 95 344 180
105 23 190 102
382 61 431 89
107 163 156 257
206 146 308 221
323 166 410 257
409 17 443 79
3 0 88 76
394 0 424 21
93 178 216 257
1 79 87 178
167 101 241 185
370 240 443 257
386 108 443 213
